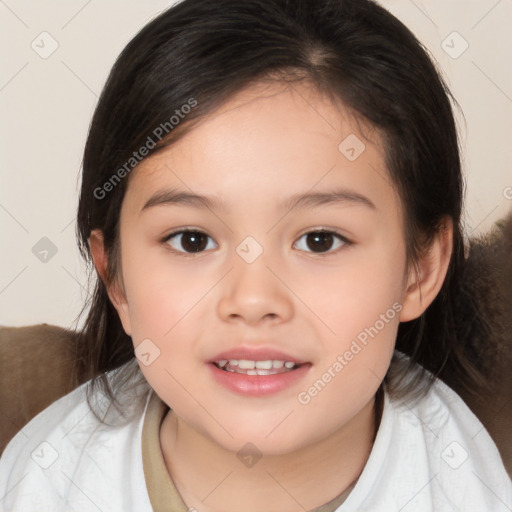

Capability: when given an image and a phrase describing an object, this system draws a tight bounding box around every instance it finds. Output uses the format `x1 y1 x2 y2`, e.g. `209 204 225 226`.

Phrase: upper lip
207 346 308 365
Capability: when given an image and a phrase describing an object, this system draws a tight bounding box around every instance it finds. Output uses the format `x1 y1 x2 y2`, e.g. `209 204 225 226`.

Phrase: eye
294 230 350 254
163 229 217 254
162 228 351 256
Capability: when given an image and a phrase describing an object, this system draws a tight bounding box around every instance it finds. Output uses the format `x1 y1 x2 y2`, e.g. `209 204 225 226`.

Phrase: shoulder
344 357 512 511
390 374 512 509
391 368 507 474
0 365 154 512
384 353 508 465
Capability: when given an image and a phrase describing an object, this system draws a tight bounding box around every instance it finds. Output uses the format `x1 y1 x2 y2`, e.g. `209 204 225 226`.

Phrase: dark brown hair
74 0 487 417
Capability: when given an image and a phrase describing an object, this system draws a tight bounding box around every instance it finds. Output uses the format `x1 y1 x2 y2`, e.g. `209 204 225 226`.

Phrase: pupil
307 232 333 252
182 232 207 252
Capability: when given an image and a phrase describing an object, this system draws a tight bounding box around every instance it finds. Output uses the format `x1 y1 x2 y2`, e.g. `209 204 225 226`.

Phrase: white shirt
0 359 511 512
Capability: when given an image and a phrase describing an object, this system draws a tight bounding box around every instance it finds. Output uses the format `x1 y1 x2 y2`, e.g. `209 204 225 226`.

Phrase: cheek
120 255 206 402
119 244 218 383
297 248 405 335
120 242 206 340
295 267 401 428
292 244 405 399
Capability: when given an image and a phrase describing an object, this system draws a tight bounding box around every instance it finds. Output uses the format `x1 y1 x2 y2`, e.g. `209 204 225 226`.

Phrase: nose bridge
217 234 293 324
233 236 273 287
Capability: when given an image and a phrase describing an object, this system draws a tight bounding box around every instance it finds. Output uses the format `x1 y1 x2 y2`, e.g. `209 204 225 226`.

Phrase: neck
160 394 380 512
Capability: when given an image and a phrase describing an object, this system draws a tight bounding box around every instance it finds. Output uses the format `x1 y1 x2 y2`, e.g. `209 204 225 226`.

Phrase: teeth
255 360 272 370
238 360 256 370
219 359 296 369
215 358 299 374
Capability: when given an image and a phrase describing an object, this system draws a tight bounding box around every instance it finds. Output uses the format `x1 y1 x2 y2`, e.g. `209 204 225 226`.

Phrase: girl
1 0 511 510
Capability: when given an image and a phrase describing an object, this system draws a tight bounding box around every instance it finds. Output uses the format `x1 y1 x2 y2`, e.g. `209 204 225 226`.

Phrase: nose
216 249 294 326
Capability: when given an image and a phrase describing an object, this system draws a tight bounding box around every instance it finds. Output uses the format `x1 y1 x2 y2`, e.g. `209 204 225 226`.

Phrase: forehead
123 80 399 218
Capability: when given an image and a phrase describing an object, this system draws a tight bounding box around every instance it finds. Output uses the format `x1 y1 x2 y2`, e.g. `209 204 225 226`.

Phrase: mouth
213 358 303 376
207 352 312 396
207 347 311 395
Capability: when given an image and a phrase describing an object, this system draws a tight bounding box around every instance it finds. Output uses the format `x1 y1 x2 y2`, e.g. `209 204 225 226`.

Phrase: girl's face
111 81 417 454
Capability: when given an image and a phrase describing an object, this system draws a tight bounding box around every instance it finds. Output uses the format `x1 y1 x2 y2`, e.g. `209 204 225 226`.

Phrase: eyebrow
140 187 376 214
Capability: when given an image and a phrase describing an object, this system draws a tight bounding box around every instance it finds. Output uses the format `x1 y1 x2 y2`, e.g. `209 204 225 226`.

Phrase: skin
90 81 452 512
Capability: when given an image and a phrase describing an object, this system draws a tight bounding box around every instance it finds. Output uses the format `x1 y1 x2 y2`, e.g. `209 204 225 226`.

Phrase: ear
88 229 132 336
399 217 453 322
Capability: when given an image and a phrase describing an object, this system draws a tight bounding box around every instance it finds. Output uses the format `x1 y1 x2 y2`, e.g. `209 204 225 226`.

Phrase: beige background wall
1 0 511 328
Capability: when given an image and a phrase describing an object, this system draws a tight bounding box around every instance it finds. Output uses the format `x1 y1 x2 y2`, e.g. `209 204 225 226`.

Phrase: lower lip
207 363 312 396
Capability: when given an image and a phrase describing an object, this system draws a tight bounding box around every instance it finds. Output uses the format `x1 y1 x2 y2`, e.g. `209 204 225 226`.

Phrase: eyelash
160 228 353 257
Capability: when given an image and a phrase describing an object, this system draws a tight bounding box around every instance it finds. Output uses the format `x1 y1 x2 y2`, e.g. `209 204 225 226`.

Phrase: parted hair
74 0 487 418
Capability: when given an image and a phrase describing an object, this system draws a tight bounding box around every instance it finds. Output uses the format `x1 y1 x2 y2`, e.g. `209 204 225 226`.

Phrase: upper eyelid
162 227 211 242
162 227 350 239
295 228 351 241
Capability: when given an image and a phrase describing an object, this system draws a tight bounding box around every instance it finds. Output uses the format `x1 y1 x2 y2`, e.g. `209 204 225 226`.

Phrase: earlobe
399 217 453 322
88 229 132 336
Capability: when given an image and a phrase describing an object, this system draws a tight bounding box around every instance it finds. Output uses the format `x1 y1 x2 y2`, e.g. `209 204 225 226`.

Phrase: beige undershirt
141 391 357 512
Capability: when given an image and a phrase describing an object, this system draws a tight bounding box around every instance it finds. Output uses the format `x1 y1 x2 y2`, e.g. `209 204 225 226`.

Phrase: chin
205 420 316 458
